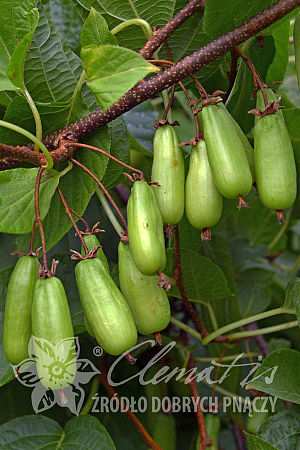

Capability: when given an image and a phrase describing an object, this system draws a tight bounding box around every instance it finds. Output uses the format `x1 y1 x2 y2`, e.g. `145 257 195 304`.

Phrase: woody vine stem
0 0 298 168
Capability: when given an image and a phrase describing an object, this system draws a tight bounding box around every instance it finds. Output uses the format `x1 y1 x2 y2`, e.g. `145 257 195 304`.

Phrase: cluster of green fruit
2 87 297 392
3 230 171 389
151 88 296 240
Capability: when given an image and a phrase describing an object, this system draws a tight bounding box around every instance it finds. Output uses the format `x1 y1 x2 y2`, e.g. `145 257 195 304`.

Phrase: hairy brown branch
42 0 298 149
0 142 73 166
1 0 298 168
139 0 205 59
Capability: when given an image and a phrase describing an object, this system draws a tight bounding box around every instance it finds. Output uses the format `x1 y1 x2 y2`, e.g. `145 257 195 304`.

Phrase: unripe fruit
254 89 297 210
75 258 137 355
202 103 252 199
118 241 170 335
3 256 38 365
196 414 220 450
153 413 176 450
185 140 223 234
81 233 109 273
294 12 300 90
127 180 166 275
218 102 256 181
84 315 94 337
31 276 76 390
151 125 185 224
246 398 269 434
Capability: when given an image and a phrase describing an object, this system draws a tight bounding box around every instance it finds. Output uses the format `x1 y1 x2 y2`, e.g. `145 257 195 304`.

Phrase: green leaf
81 7 117 47
0 0 37 92
102 116 130 188
203 0 274 40
124 101 157 153
268 337 291 352
230 192 287 250
0 267 14 387
81 44 159 111
266 18 290 85
98 0 175 26
247 349 300 404
284 278 300 325
45 0 83 53
164 248 232 303
258 406 300 450
237 268 274 317
24 3 83 104
6 9 39 89
226 38 275 134
245 433 279 450
0 168 59 234
0 415 116 449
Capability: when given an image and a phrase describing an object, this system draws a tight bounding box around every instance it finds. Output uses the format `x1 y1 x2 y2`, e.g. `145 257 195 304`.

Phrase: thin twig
56 187 89 255
29 219 36 254
173 225 211 339
224 49 239 101
35 168 48 274
64 142 144 178
162 84 176 121
69 208 90 233
99 357 162 450
232 46 268 106
70 158 127 230
244 322 270 357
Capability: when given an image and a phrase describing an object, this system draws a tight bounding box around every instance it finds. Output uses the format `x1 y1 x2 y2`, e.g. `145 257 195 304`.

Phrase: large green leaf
230 192 287 251
284 278 300 326
81 7 117 47
24 3 83 104
164 248 232 303
258 406 300 450
45 0 83 53
237 268 274 317
6 9 39 90
0 168 59 234
203 0 274 39
246 434 279 450
102 117 130 188
0 267 14 387
98 0 175 26
0 0 37 92
81 44 159 111
0 415 115 449
247 349 300 403
0 96 71 146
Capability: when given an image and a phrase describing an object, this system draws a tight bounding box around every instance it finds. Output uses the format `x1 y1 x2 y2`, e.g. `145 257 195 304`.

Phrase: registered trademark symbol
93 346 103 357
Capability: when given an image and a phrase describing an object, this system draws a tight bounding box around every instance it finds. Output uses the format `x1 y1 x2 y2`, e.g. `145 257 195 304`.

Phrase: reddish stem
172 224 208 338
69 208 90 233
99 358 162 450
162 84 176 121
64 142 144 178
232 46 268 107
34 168 48 274
224 49 239 101
29 219 36 254
70 158 127 230
56 187 89 255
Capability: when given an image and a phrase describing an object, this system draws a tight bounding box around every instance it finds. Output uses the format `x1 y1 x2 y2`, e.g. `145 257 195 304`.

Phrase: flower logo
12 336 100 415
